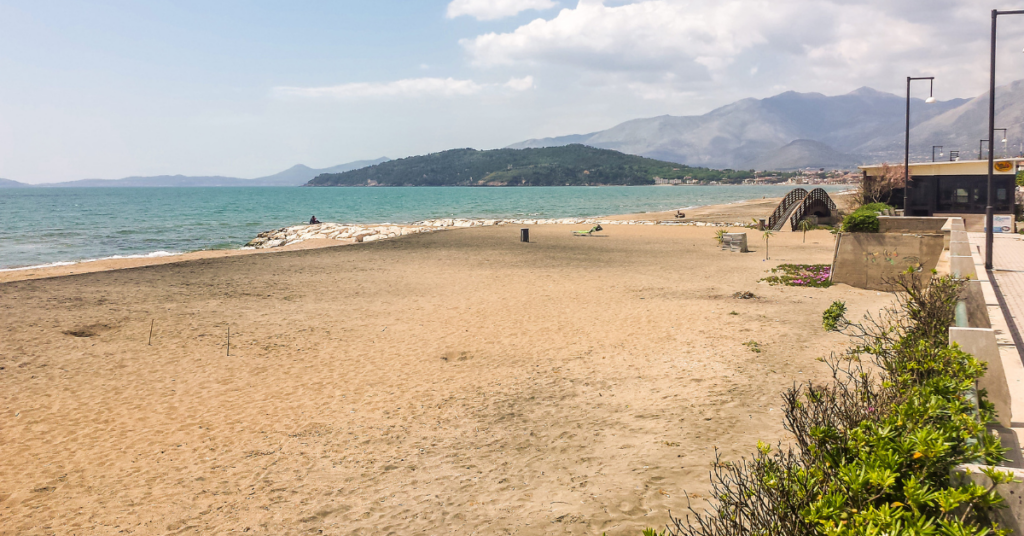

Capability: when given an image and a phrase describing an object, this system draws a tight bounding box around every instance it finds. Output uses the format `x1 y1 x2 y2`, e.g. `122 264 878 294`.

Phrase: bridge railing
788 188 837 231
767 188 808 231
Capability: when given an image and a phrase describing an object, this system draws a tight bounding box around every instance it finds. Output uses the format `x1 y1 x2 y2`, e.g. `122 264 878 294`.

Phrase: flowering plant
761 264 832 288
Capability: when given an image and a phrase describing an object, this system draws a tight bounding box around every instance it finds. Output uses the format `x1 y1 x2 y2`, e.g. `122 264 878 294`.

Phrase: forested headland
305 145 765 187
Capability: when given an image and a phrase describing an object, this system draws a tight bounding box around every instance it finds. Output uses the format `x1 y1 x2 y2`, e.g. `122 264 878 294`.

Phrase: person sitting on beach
309 215 321 225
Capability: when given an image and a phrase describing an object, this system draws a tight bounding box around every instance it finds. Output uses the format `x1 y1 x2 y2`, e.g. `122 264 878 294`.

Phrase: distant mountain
28 157 390 187
307 145 759 187
0 178 30 188
44 175 252 187
862 79 1024 161
245 158 391 186
508 87 969 169
743 139 864 171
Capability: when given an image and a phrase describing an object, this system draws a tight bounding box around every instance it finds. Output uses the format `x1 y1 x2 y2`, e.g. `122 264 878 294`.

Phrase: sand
0 212 890 534
607 191 858 224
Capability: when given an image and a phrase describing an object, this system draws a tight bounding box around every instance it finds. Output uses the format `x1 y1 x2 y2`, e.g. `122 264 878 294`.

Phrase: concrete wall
934 213 1016 233
831 233 945 291
878 216 949 234
947 217 1024 532
952 464 1024 532
950 327 1011 427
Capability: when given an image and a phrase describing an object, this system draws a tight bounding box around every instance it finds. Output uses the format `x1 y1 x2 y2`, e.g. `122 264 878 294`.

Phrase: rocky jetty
245 218 750 249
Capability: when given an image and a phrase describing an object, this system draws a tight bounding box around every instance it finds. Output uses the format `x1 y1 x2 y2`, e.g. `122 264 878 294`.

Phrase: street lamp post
995 128 1008 157
985 9 1024 270
905 76 936 215
932 146 944 162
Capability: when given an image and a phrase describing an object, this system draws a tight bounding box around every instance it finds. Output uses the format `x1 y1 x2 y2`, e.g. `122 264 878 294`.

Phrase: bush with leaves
857 202 893 214
841 211 880 233
660 272 1014 536
822 300 847 331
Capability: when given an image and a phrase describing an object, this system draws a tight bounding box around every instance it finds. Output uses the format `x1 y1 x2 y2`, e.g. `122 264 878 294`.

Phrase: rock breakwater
245 218 751 249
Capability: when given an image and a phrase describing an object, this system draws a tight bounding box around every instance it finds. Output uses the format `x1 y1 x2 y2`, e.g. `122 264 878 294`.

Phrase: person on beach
309 215 321 225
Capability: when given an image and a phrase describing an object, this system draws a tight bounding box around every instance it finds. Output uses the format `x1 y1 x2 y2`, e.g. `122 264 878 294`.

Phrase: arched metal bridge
766 187 837 231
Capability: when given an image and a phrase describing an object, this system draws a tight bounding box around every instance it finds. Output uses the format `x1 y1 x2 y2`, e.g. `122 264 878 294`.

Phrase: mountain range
507 83 1024 170
0 158 389 188
7 80 1024 184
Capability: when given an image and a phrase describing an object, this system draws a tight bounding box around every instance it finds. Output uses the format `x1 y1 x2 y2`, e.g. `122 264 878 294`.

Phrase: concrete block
950 255 978 279
952 464 1024 532
721 233 748 253
951 327 1011 427
878 216 950 234
831 233 944 291
950 241 972 257
964 280 993 329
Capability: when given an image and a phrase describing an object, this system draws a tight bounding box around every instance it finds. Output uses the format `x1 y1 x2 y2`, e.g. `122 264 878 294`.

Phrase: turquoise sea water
0 185 847 270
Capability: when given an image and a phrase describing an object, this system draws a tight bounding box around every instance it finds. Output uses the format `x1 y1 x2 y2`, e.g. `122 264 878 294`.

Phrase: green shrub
858 202 893 214
822 300 847 331
664 273 1013 536
842 211 880 233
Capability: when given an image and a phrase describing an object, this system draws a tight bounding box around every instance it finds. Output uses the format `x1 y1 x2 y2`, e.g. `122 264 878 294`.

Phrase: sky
2 0 1024 183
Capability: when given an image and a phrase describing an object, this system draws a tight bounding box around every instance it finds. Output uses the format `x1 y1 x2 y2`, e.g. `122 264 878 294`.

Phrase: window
955 188 968 204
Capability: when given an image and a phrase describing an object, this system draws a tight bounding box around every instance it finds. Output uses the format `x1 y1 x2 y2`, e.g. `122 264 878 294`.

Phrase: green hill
305 145 757 187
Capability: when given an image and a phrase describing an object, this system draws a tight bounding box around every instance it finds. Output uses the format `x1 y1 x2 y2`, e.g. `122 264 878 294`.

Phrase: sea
0 185 848 271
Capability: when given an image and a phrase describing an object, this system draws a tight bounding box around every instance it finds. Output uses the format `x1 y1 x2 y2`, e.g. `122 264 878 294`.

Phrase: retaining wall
830 233 944 291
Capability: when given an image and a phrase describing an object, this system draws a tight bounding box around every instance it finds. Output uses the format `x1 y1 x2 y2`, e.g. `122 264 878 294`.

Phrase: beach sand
607 191 858 224
0 217 889 534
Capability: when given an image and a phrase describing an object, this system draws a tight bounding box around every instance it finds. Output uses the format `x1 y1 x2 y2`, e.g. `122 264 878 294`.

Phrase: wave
0 250 183 272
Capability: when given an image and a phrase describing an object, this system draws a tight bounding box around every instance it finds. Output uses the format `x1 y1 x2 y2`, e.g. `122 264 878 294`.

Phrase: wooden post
148 319 154 346
227 327 230 357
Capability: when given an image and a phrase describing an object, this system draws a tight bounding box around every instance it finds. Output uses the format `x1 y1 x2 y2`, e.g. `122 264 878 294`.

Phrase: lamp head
925 96 936 104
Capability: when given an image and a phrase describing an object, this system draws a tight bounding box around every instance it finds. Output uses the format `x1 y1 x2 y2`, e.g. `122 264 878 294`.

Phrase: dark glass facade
902 175 1015 216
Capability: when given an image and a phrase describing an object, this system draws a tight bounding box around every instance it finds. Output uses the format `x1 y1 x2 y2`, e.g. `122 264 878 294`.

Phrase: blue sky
2 0 1023 183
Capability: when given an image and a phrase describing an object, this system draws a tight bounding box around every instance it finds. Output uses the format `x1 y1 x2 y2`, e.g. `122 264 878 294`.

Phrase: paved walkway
971 233 1024 350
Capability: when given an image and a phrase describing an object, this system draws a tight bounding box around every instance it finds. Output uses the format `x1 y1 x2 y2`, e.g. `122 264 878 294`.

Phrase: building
859 159 1020 223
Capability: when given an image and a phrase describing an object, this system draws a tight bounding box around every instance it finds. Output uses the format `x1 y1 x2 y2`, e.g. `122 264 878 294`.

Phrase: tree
762 229 773 261
857 163 904 206
797 219 814 243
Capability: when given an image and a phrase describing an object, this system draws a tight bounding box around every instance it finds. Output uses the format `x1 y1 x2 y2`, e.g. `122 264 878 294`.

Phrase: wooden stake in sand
148 319 154 346
227 327 230 356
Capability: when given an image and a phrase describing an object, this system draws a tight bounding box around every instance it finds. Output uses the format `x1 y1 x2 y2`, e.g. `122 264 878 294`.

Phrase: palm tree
762 229 774 261
797 219 814 243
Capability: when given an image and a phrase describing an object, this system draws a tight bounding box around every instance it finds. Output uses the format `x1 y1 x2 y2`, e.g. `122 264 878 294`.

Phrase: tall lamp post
985 9 1024 270
995 128 1008 157
932 146 944 162
905 77 936 215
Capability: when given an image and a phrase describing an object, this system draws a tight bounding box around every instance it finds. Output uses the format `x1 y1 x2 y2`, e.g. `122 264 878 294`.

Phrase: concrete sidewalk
969 232 1024 428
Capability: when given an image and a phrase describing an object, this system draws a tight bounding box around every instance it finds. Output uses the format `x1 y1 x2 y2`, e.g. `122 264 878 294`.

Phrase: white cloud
274 76 534 99
274 77 485 99
447 0 557 21
462 1 776 71
505 75 535 91
457 0 988 101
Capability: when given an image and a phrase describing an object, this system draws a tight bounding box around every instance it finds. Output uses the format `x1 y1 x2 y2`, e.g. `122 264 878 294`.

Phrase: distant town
652 168 861 186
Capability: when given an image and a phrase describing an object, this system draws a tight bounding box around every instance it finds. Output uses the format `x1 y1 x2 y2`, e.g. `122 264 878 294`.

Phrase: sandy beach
0 203 890 535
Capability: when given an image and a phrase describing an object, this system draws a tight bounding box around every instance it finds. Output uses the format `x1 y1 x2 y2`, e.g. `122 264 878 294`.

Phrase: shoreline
0 193 856 284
